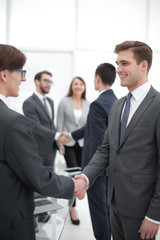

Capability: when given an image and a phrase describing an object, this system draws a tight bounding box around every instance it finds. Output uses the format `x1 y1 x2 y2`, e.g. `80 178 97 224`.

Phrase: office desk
35 197 74 240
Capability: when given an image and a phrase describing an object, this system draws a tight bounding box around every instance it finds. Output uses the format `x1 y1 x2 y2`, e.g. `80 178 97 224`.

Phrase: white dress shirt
34 91 60 140
34 91 52 119
124 81 151 126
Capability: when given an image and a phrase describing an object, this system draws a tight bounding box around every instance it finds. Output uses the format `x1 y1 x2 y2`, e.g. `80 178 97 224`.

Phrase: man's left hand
139 218 159 239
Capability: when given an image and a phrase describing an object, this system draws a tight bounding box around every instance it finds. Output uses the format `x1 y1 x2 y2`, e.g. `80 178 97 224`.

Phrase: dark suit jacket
0 100 74 240
23 93 58 166
83 86 160 221
72 90 117 169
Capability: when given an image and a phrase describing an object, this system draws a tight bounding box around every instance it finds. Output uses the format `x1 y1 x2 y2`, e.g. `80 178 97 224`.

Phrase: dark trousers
64 143 82 168
110 196 155 240
65 143 82 207
87 175 111 240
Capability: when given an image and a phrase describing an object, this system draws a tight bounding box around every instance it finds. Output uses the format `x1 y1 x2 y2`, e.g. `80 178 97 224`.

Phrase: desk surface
35 197 74 240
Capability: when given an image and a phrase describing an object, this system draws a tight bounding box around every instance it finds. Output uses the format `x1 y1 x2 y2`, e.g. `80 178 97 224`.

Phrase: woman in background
57 76 90 225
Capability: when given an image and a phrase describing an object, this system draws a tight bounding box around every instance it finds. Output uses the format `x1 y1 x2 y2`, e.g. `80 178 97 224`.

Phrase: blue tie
120 92 132 143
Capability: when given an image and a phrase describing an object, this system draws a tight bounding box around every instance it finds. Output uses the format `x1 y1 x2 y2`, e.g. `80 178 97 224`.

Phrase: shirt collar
99 89 111 96
130 82 151 101
35 90 46 101
0 94 8 106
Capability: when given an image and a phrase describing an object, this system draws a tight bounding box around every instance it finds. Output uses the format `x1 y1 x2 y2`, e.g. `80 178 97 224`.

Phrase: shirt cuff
145 216 160 224
81 173 89 189
69 132 74 140
55 132 60 140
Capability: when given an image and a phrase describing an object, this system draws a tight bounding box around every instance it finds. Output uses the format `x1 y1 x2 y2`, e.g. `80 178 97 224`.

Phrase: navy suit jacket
72 89 117 169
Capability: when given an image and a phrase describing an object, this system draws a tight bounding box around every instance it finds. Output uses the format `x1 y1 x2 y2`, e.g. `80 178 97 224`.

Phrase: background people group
57 76 90 224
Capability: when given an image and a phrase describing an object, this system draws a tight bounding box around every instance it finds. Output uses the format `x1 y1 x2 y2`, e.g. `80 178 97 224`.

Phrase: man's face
37 73 53 95
116 49 143 92
5 70 25 97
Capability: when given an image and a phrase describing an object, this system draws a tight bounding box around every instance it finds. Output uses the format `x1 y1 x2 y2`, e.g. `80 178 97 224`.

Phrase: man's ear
96 75 101 83
0 70 7 82
35 79 40 87
141 60 148 72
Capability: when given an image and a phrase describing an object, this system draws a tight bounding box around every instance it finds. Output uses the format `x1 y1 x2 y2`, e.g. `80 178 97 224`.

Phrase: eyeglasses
41 79 53 85
7 69 26 77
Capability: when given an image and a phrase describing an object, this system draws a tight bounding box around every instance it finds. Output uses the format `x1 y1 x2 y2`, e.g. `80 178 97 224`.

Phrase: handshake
58 132 71 145
72 174 87 200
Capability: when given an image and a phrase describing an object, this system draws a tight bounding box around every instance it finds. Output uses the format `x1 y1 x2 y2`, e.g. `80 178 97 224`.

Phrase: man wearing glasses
0 44 86 240
23 71 66 223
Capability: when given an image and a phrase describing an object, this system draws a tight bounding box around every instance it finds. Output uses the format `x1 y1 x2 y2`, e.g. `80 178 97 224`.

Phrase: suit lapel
46 97 54 121
70 97 77 125
78 99 86 125
0 99 8 107
115 97 126 146
119 87 156 146
33 94 51 121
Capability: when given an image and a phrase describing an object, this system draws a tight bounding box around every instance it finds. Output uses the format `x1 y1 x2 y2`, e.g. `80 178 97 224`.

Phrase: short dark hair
95 63 116 86
66 76 86 99
0 44 26 70
34 71 52 81
114 41 152 73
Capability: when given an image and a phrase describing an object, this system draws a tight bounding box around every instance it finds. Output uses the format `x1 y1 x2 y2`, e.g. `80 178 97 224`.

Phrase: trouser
110 196 155 240
87 175 111 240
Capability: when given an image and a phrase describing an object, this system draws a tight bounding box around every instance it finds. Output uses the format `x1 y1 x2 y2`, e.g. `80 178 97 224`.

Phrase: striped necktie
43 97 50 117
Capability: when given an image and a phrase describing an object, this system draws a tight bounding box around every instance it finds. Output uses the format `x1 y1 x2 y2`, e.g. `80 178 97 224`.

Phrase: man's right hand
73 175 88 200
58 132 71 145
72 177 87 200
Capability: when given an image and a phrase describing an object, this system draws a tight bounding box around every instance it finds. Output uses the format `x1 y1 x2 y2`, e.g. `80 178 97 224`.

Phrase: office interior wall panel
0 0 7 43
77 0 147 50
9 0 75 48
148 0 160 50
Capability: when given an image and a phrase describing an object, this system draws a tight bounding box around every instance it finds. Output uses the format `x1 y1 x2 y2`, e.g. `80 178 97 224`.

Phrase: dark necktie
43 97 50 117
120 92 132 143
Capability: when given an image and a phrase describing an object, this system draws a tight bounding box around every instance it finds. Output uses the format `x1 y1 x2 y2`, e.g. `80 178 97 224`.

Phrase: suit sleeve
23 100 56 139
146 112 160 221
82 129 110 187
71 126 86 141
87 101 109 158
5 115 74 198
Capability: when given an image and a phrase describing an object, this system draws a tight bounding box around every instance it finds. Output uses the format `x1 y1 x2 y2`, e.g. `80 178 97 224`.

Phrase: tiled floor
60 197 95 240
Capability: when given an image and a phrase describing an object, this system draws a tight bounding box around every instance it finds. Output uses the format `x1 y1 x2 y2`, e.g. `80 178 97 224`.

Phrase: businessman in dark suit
71 63 117 240
0 44 86 240
75 41 160 240
23 71 64 169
